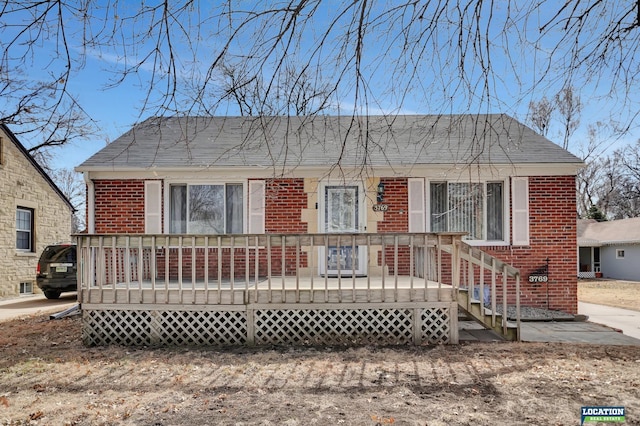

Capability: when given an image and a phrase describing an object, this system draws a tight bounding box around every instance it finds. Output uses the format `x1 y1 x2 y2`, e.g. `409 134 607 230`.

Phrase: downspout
83 172 95 234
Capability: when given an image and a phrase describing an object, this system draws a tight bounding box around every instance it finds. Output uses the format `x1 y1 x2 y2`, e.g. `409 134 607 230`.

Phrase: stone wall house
0 124 74 299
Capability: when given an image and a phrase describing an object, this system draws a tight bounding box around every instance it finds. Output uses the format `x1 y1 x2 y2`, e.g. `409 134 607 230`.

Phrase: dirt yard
578 279 640 312
1 280 638 425
0 312 639 426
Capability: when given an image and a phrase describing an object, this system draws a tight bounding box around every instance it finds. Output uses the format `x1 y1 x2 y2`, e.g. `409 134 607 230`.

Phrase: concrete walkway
460 303 640 346
518 321 640 345
460 319 640 346
579 301 640 340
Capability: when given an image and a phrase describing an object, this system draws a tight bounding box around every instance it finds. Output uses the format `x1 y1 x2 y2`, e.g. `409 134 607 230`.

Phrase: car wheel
44 290 62 299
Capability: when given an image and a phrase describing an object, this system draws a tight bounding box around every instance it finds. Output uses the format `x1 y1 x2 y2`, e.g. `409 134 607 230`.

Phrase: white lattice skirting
82 303 457 346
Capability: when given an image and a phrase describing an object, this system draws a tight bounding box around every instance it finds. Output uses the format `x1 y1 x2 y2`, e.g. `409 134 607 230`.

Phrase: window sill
15 251 37 258
464 240 510 247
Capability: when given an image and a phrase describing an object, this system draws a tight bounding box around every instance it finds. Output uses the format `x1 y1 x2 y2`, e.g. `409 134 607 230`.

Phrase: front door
319 184 367 276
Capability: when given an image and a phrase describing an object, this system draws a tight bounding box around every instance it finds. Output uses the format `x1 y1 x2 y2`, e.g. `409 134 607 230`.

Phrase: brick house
0 124 74 299
73 115 584 347
77 115 583 314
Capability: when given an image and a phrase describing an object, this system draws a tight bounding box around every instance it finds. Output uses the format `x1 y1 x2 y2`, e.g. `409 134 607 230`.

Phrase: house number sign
372 204 389 212
528 275 548 283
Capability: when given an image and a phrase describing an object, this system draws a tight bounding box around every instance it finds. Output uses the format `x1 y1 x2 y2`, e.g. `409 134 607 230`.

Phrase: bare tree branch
2 1 640 169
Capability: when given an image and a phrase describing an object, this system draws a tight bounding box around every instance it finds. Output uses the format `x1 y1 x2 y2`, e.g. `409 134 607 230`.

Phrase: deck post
413 308 422 345
246 308 255 345
516 272 521 341
491 258 497 327
502 264 508 336
449 302 459 344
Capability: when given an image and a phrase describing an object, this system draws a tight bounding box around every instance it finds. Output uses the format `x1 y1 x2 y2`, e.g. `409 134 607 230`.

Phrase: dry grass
0 279 638 425
1 314 639 426
578 279 640 311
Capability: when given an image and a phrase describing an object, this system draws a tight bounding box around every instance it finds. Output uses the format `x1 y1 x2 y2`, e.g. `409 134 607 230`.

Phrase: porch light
377 182 385 203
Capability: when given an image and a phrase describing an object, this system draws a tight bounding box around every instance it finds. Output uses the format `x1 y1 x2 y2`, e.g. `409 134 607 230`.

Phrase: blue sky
5 1 638 170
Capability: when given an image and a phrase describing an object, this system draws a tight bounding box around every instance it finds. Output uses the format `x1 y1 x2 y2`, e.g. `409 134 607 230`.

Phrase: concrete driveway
0 292 78 323
579 301 640 340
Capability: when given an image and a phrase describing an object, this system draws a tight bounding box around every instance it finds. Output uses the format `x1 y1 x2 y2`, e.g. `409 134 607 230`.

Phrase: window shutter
145 181 162 233
408 178 425 232
512 177 529 245
248 180 265 234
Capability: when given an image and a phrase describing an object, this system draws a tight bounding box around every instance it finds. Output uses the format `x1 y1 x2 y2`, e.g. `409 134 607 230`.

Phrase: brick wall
265 178 308 272
371 176 578 313
484 176 578 314
265 179 307 233
89 175 578 313
376 178 411 274
377 178 408 233
94 180 146 233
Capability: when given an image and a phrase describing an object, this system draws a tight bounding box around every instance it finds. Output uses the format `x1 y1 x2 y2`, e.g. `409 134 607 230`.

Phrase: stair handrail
441 240 521 341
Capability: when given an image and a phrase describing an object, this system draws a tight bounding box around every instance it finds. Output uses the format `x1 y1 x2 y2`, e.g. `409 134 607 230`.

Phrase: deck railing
76 233 464 303
75 232 521 344
449 242 522 338
76 233 519 318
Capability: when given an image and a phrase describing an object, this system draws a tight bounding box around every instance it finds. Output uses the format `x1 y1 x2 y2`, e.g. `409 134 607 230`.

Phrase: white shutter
408 178 425 232
512 177 529 245
145 181 162 233
248 180 265 234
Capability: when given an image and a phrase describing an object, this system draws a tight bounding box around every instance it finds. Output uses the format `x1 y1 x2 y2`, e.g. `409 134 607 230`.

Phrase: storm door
319 185 367 276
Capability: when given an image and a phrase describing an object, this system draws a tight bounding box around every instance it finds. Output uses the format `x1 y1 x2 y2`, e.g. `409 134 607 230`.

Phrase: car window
41 245 76 263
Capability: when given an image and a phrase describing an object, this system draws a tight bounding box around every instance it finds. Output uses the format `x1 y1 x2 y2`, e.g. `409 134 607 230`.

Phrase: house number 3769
373 204 389 212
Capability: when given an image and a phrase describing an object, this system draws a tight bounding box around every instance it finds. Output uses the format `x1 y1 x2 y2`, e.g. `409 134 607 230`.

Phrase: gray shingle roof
578 218 640 246
77 114 583 171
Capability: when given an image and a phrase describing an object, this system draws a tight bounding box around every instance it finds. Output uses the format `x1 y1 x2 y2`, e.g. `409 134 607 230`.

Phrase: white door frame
318 181 367 276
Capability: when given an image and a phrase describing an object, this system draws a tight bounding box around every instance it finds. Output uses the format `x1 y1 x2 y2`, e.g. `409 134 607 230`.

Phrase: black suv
36 244 77 299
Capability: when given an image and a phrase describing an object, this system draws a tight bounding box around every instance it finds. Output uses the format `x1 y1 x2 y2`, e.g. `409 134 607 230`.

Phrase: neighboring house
77 114 583 315
0 124 74 299
578 217 640 281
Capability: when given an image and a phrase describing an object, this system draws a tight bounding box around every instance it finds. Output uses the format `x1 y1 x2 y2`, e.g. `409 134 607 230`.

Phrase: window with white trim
430 181 504 241
16 207 34 251
616 249 625 259
169 183 244 234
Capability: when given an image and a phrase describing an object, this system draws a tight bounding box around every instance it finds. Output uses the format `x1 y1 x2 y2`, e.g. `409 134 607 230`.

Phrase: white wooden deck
76 233 519 347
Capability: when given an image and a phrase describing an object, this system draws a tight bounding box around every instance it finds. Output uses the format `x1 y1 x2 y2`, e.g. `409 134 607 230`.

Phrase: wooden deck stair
457 288 518 341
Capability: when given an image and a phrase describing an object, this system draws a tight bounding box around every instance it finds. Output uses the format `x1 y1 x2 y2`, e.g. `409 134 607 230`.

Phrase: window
16 207 34 251
616 249 625 259
20 282 33 295
169 183 243 234
430 181 504 241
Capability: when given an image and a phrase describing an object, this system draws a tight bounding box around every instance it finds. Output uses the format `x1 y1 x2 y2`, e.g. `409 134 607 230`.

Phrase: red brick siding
376 178 411 274
94 180 147 233
265 179 307 234
372 176 578 313
482 176 578 314
377 178 409 233
264 178 308 272
90 175 578 314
